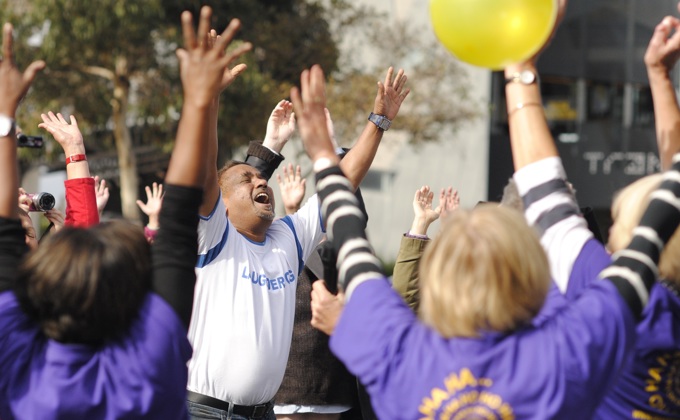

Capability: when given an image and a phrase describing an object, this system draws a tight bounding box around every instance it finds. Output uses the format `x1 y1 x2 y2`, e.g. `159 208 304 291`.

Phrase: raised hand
437 187 460 222
276 164 306 215
175 8 252 110
0 23 45 117
136 182 164 229
263 100 296 152
38 111 85 156
411 185 440 235
93 176 110 216
290 65 339 166
310 280 345 336
373 67 411 121
645 14 680 75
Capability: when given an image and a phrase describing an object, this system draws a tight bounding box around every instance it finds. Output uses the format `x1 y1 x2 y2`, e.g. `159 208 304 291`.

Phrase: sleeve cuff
513 156 566 196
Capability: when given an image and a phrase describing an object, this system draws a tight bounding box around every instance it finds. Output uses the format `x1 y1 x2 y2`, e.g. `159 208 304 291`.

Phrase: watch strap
368 112 391 131
65 154 87 165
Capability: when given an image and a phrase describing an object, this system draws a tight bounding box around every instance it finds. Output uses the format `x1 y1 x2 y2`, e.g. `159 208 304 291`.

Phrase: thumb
175 48 188 64
23 60 46 85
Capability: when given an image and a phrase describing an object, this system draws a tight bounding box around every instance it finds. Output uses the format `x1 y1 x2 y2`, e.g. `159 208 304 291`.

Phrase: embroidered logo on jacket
418 368 514 420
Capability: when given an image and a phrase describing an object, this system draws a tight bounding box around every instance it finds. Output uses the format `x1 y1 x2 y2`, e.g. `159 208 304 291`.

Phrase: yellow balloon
430 0 557 70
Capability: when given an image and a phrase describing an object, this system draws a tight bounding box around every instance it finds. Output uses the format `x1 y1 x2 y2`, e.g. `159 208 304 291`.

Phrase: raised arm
505 1 598 293
291 64 384 300
393 186 457 311
198 28 251 217
38 111 98 227
340 67 410 190
0 22 45 293
644 9 680 170
153 7 251 327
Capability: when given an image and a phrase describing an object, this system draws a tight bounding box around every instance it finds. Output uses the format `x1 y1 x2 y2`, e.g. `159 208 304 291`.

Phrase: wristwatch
368 112 391 131
505 70 538 86
0 114 16 137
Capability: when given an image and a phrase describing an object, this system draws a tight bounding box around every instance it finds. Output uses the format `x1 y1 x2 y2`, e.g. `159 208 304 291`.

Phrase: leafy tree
8 0 342 220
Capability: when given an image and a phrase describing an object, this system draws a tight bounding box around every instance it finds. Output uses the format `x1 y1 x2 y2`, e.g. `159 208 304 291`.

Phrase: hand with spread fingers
276 164 306 215
264 100 296 152
175 9 252 110
437 187 460 222
373 66 411 121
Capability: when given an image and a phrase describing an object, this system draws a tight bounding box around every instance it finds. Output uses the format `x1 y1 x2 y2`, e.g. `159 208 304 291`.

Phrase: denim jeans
187 400 276 420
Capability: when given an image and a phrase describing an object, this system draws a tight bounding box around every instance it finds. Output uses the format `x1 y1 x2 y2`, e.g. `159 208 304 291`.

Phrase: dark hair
16 221 151 344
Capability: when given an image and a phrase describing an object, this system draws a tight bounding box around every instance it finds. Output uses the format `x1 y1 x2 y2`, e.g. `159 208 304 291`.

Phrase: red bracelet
65 154 87 165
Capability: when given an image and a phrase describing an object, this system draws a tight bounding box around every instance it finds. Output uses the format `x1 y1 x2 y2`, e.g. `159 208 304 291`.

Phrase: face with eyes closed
220 163 276 238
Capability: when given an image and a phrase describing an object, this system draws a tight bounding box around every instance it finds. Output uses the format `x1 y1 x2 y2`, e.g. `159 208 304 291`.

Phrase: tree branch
76 64 115 81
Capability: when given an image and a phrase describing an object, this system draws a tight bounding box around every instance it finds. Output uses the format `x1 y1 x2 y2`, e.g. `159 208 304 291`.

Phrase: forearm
339 122 383 190
648 68 680 170
64 178 99 227
316 165 383 300
392 235 428 312
0 132 18 219
505 63 558 170
151 184 202 328
198 99 220 216
600 153 680 318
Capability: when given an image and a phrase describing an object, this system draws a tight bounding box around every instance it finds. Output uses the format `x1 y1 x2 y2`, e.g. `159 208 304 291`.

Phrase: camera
27 192 55 212
17 134 44 148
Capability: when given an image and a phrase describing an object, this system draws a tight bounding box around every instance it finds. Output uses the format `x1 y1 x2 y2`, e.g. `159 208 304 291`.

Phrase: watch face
520 70 536 84
0 117 12 137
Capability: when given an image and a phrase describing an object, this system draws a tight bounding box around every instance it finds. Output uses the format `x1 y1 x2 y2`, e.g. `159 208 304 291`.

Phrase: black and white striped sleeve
514 157 593 292
315 165 384 300
600 153 680 319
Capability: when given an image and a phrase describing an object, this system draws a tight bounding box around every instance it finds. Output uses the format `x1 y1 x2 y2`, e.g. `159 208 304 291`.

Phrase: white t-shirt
187 194 324 405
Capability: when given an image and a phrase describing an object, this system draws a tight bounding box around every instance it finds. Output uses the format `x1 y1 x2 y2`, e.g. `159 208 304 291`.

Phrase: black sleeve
0 218 28 294
151 184 203 328
244 140 285 181
315 166 384 296
600 154 680 319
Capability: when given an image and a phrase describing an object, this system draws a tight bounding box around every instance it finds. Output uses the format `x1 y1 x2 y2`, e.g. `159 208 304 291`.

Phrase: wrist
409 218 430 236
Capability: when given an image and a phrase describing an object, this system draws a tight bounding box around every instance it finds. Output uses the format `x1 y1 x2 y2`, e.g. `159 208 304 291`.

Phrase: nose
254 176 268 188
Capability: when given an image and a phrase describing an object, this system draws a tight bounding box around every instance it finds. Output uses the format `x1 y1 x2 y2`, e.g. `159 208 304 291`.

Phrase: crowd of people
1 2 680 420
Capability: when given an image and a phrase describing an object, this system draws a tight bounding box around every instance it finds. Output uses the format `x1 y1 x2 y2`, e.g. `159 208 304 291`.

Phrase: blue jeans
187 400 276 420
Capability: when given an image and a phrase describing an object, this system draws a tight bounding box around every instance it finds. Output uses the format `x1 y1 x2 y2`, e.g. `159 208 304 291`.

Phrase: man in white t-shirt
186 60 410 420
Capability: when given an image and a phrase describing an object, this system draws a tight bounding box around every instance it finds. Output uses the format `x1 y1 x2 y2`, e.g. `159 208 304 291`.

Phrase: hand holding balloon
430 0 559 70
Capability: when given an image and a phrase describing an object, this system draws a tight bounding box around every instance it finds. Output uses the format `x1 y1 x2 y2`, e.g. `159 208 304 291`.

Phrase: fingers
2 23 13 66
22 60 46 85
290 86 303 116
384 66 394 88
295 164 302 180
180 11 197 51
312 279 331 296
215 18 242 52
145 185 153 201
196 7 213 50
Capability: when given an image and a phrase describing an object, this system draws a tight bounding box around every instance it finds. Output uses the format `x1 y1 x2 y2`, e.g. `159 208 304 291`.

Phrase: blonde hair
609 174 680 283
419 205 551 338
